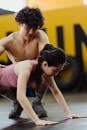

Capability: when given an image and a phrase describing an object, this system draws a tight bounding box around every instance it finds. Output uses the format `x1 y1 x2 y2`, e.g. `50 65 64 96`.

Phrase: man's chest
7 40 39 61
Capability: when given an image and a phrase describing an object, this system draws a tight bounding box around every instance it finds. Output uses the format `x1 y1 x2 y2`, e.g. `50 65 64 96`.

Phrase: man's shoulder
4 32 16 43
8 32 18 40
37 29 49 41
7 32 19 45
37 29 47 35
1 32 18 48
0 33 14 47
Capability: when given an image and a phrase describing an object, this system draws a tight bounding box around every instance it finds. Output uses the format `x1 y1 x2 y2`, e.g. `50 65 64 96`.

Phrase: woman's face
41 61 64 76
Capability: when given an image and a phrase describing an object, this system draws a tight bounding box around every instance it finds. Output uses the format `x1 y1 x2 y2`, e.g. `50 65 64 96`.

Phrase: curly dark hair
15 6 44 29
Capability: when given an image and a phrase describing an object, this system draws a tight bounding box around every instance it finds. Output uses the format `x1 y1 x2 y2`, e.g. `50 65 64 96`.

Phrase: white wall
0 0 26 12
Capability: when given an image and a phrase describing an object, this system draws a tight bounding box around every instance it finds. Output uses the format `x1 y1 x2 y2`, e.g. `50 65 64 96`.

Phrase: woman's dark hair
30 47 66 91
15 6 44 29
42 44 56 51
38 48 67 67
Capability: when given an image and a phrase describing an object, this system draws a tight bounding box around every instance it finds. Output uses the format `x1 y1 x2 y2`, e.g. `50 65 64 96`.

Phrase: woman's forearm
52 90 71 116
17 95 40 123
49 77 72 116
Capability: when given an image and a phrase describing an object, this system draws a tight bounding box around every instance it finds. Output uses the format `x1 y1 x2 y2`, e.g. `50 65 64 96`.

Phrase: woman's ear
41 61 48 70
43 61 48 67
41 61 48 73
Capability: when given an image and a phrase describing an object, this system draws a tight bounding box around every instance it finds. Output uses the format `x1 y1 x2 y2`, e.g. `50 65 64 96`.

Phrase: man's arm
0 64 6 67
38 30 50 52
0 37 9 66
6 51 16 64
0 34 16 64
0 40 5 55
0 36 12 55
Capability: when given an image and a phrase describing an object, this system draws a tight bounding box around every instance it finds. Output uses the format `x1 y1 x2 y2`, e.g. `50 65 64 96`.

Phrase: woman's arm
16 63 58 125
17 65 40 123
48 77 79 119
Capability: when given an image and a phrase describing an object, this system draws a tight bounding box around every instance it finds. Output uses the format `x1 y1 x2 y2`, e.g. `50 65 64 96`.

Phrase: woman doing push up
0 47 79 125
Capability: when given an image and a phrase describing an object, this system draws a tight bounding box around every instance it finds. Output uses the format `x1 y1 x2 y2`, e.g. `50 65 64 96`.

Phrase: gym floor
0 92 87 130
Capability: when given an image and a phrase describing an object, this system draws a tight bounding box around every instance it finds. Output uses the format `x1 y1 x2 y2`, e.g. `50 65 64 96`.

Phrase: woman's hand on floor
35 119 59 126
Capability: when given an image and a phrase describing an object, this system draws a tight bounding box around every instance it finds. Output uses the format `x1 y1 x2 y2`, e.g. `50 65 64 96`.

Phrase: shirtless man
0 7 49 119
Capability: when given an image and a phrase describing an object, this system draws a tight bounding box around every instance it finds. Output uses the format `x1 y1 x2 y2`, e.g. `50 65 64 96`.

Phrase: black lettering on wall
56 26 64 49
74 24 87 71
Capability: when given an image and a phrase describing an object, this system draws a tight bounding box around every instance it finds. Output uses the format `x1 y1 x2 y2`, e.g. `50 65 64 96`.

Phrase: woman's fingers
67 113 80 119
36 119 59 126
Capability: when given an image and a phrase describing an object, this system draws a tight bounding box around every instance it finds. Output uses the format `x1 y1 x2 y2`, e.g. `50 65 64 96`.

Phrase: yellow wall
26 0 83 10
43 5 87 70
0 14 19 38
0 14 19 62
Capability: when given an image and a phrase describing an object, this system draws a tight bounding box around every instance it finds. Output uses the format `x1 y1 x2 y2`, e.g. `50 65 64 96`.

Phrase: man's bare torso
6 34 38 62
0 29 49 63
4 30 48 63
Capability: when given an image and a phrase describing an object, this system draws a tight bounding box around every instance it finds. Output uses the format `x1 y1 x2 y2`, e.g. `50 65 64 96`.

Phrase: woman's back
0 64 17 87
